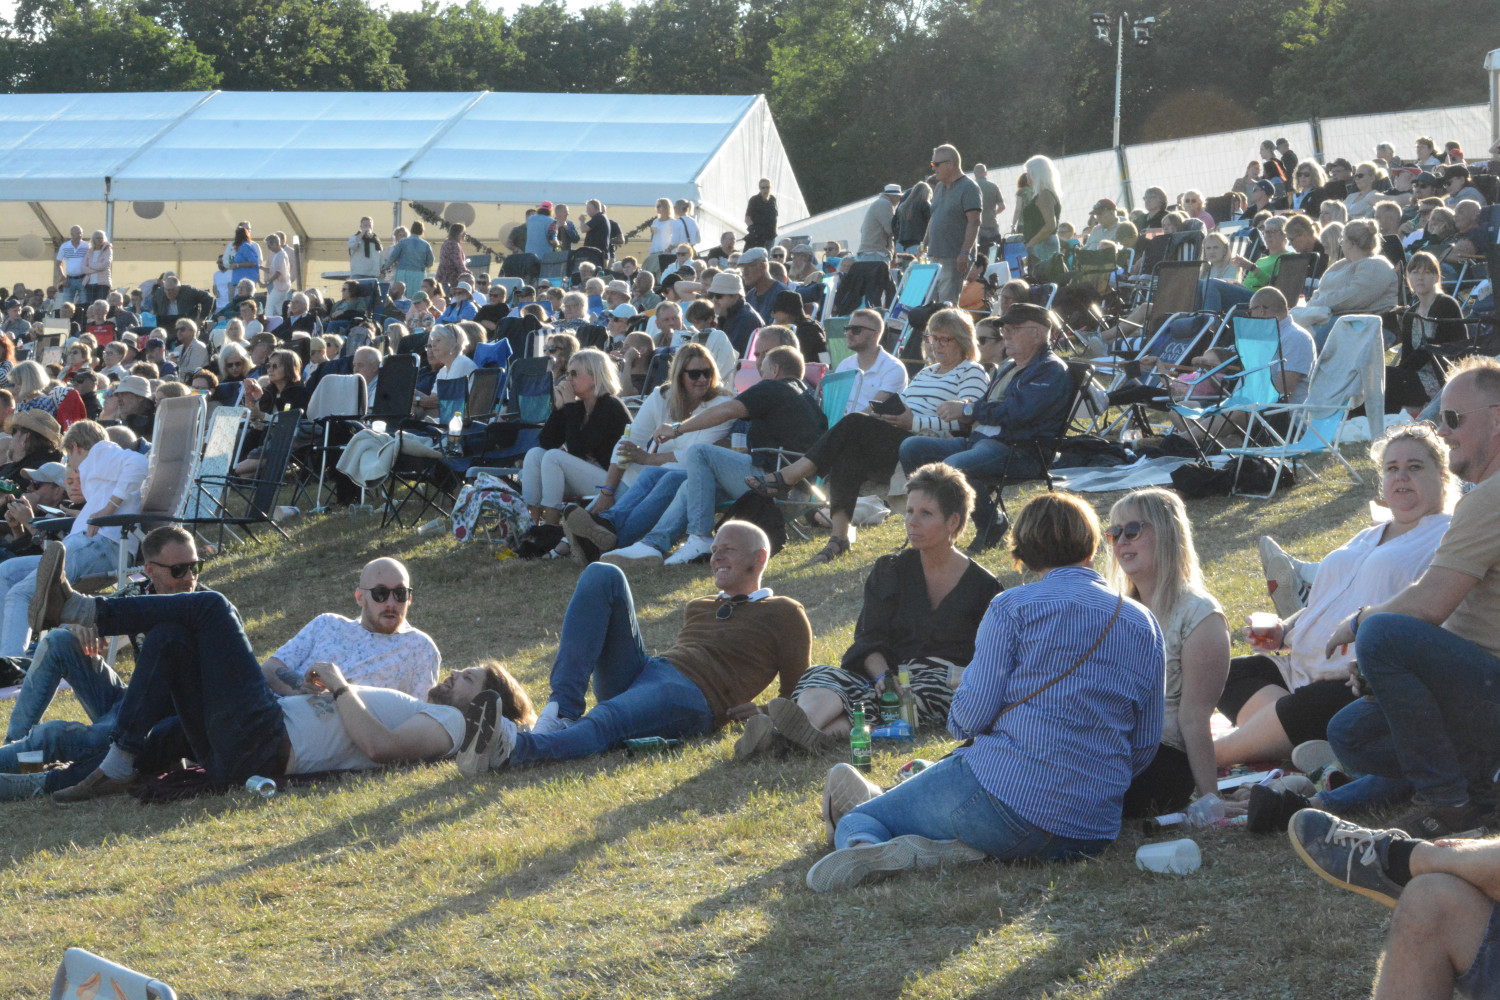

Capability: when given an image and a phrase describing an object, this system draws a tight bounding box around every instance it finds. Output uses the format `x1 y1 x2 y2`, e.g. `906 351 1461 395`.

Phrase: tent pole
104 180 114 243
393 201 402 231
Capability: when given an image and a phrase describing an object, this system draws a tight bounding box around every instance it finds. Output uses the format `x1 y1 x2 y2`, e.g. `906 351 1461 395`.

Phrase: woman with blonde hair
1221 424 1455 829
10 359 87 428
646 198 677 275
1181 189 1216 231
745 307 990 565
520 347 629 526
560 343 738 562
1105 488 1229 818
1343 161 1386 219
1022 155 1062 261
218 342 252 383
1296 217 1399 346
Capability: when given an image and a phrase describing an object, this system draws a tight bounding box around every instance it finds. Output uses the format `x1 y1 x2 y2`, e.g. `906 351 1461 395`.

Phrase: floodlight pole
1112 12 1125 150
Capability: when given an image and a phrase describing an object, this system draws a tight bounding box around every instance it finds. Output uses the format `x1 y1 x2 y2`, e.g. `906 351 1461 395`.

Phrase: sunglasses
844 324 877 337
976 335 1000 345
364 585 413 603
930 159 954 167
716 594 749 620
1439 404 1500 430
682 368 713 381
148 559 202 579
1104 521 1149 543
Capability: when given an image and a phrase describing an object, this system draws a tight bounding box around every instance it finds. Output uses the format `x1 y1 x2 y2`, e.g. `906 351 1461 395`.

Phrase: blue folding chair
1170 315 1285 454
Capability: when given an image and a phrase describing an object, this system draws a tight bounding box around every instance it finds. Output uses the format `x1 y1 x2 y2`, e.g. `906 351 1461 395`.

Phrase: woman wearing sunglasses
744 308 991 565
521 347 630 528
1215 425 1454 828
560 344 735 563
1104 488 1230 819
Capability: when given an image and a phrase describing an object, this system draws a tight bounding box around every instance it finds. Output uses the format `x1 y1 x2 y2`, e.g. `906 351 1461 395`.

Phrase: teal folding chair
1170 315 1284 456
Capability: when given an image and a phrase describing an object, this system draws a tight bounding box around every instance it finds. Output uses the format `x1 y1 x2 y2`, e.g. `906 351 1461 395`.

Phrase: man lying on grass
462 520 811 772
19 542 532 804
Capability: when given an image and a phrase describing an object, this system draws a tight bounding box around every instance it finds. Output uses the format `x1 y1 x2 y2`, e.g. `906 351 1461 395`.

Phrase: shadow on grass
359 755 806 952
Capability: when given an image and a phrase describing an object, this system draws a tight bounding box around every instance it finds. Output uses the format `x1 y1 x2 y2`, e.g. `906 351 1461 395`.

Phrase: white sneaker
488 716 518 770
805 835 986 892
531 701 577 737
664 534 714 566
1259 536 1318 619
601 542 664 568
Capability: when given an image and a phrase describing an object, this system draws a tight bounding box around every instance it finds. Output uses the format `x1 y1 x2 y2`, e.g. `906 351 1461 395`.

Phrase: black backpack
716 491 786 556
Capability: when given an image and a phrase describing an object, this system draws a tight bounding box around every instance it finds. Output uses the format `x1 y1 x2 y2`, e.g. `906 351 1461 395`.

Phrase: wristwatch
962 401 975 418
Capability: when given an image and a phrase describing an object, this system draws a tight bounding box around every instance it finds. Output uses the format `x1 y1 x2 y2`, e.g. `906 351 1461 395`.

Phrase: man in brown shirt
470 520 810 770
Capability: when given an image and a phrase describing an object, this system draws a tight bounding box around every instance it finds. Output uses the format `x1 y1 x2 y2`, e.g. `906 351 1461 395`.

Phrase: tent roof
0 90 789 207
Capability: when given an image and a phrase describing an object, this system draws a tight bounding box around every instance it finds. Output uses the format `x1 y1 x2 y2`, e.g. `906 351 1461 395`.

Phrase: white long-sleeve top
70 441 150 542
619 391 737 486
902 360 992 436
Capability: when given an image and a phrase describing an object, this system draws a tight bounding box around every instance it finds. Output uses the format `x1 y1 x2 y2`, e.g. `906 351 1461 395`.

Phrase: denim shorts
1457 903 1500 1000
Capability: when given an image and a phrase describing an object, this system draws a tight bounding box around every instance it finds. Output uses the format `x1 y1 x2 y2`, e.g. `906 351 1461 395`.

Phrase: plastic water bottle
897 668 919 730
446 412 463 456
245 775 277 798
849 709 872 773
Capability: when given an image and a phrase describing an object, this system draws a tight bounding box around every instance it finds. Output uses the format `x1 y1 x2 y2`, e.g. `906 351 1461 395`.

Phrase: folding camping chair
51 948 175 1000
1170 315 1285 456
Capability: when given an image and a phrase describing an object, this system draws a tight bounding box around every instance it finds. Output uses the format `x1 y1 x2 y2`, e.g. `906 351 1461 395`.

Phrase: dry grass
0 452 1394 999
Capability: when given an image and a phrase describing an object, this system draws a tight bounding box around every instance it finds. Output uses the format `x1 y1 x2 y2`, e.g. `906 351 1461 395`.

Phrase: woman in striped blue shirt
745 308 992 565
808 492 1165 893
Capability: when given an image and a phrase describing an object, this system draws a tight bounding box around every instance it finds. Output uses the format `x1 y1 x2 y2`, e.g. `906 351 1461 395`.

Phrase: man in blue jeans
1322 357 1500 838
899 303 1072 553
0 526 203 801
468 521 810 771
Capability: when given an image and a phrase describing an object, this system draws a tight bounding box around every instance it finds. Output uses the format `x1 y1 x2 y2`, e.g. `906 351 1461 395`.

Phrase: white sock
99 745 136 781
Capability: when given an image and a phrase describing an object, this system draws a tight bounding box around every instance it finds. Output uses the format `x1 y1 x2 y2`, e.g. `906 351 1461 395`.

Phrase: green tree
508 0 634 93
8 1 219 92
387 1 523 91
622 0 783 94
145 0 404 90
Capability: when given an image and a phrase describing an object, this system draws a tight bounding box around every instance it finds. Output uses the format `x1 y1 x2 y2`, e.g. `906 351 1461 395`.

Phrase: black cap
1443 163 1470 181
772 289 806 318
997 302 1054 329
2 298 17 311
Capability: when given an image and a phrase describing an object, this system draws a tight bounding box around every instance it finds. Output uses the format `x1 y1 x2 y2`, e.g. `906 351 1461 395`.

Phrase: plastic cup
17 750 44 774
1135 838 1201 874
1247 612 1279 632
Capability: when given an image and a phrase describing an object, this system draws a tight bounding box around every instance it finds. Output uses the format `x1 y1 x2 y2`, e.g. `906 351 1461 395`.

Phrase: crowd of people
3 134 1500 996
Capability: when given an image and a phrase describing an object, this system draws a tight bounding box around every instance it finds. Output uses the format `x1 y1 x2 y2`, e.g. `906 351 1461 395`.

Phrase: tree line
0 0 1491 214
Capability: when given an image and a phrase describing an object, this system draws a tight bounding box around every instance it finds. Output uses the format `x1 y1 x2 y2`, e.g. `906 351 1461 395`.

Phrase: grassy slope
0 459 1390 999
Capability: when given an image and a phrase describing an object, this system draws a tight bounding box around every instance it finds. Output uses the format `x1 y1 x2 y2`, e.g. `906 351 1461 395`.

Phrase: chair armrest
32 516 75 534
88 512 178 529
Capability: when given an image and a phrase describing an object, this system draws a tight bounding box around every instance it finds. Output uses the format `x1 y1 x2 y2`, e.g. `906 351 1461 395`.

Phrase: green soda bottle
898 668 919 730
624 737 681 755
849 709 872 773
879 672 902 726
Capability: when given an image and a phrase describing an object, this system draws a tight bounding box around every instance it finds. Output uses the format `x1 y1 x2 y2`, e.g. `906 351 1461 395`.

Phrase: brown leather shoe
28 541 72 637
767 697 842 753
50 766 137 806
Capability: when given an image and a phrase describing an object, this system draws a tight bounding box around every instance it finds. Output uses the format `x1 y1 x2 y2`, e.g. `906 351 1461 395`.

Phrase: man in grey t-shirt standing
973 163 1006 262
923 144 981 305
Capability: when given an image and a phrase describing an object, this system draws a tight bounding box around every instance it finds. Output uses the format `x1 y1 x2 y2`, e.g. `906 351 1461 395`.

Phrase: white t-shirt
268 248 292 292
281 686 463 774
71 442 149 543
437 353 478 385
670 327 739 384
56 240 88 277
649 218 676 254
837 348 909 414
213 270 232 311
272 613 441 699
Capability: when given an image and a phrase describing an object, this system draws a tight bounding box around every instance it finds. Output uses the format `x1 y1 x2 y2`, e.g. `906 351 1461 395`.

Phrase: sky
0 0 620 18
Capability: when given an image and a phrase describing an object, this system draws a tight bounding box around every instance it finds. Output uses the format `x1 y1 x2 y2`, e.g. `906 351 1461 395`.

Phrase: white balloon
16 233 45 259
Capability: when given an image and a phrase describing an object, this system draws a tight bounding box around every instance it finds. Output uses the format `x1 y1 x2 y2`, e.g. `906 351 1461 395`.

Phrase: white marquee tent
0 90 806 288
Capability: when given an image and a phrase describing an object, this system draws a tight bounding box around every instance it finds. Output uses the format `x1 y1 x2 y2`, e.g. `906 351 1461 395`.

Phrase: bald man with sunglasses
260 557 439 700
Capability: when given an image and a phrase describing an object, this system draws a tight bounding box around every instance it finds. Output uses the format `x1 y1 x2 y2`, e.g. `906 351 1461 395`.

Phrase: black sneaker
965 514 1009 556
1247 784 1311 834
1390 800 1487 840
1289 808 1410 908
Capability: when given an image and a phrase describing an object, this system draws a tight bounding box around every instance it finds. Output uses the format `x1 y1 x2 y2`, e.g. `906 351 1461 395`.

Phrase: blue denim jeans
510 564 712 765
1320 696 1413 814
898 434 1041 527
838 755 1111 861
101 592 287 781
0 534 120 656
642 443 754 551
604 466 687 547
1352 613 1500 807
1 628 120 757
1200 278 1254 314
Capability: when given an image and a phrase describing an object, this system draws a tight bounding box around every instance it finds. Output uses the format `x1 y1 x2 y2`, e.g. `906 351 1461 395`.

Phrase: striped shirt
903 360 992 436
950 567 1164 841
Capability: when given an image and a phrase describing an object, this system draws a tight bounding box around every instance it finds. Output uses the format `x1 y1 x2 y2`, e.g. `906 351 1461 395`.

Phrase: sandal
744 470 794 500
809 535 851 566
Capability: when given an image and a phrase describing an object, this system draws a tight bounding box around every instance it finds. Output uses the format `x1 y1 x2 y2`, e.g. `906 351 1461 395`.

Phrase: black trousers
802 412 910 519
